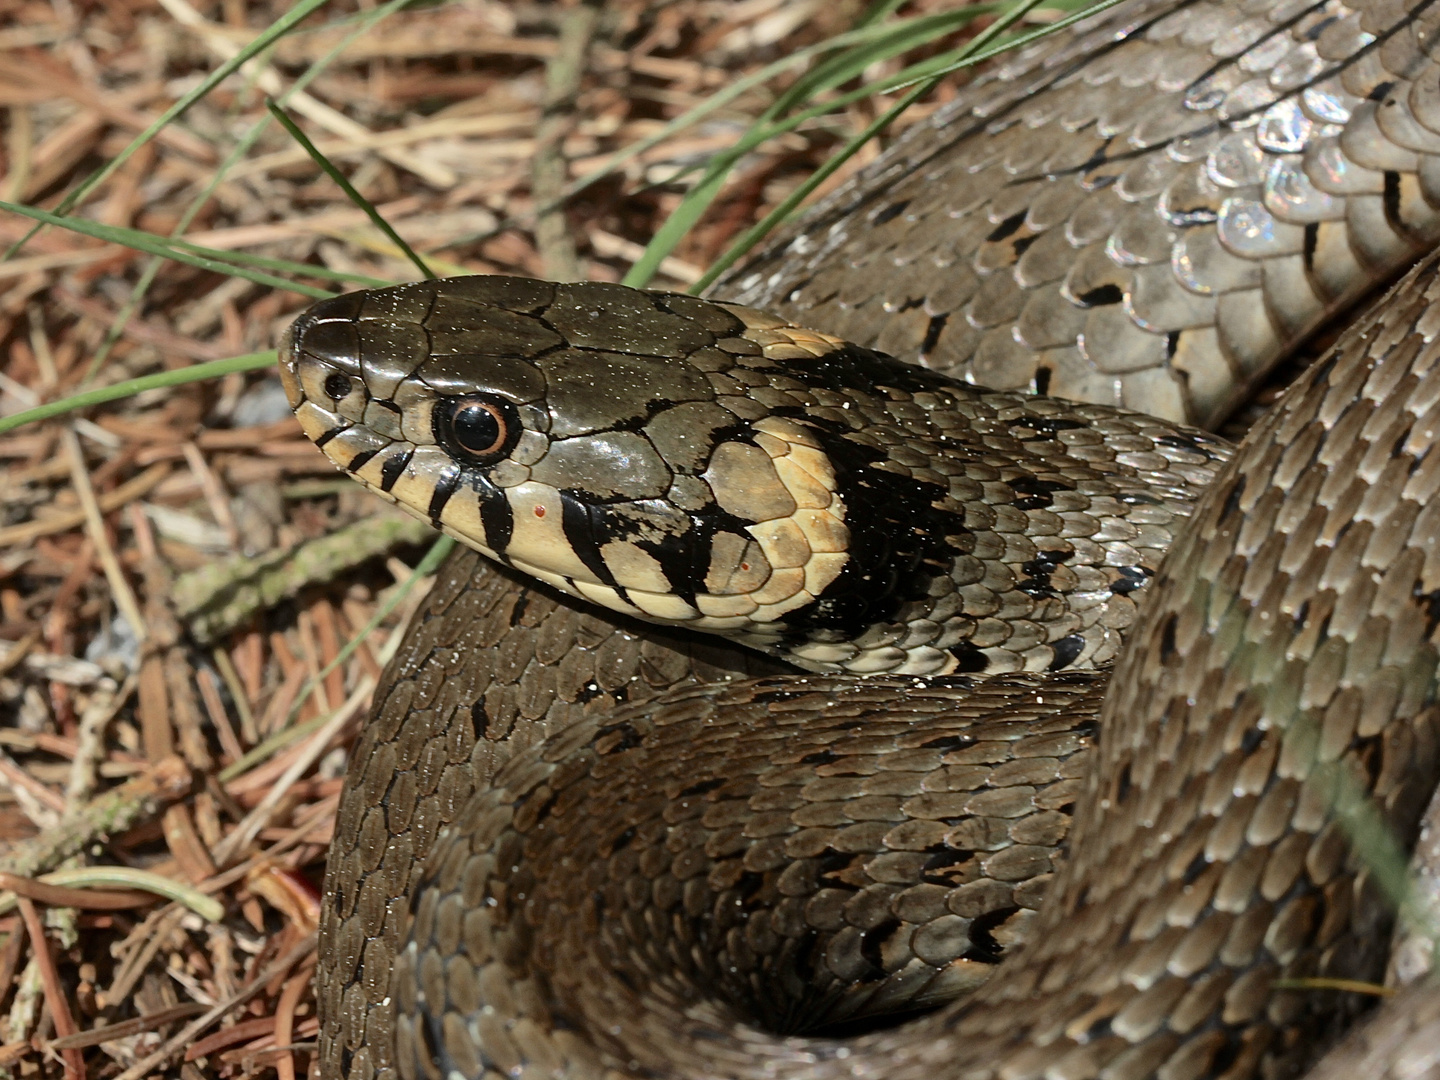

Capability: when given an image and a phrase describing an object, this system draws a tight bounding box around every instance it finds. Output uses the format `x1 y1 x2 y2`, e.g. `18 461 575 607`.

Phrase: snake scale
276 0 1440 1075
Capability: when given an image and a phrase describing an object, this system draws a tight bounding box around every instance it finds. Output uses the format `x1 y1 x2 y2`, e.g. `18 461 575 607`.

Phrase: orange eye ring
435 393 521 465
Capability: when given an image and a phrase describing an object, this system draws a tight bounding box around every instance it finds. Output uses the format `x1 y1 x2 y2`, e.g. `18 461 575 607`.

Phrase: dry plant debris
0 0 1005 1077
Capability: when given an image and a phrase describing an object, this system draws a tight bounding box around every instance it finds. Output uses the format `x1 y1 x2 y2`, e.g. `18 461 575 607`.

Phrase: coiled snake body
283 0 1440 1076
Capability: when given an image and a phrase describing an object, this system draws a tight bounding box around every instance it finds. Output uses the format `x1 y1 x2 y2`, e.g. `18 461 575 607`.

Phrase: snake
274 0 1440 1075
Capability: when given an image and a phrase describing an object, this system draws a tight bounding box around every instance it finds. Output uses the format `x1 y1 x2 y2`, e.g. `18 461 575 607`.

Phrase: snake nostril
324 372 352 401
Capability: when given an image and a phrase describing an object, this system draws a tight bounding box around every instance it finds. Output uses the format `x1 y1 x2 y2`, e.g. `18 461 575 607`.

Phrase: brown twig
103 907 186 1009
110 933 317 1080
0 873 156 912
16 897 83 1080
61 428 146 643
272 965 312 1080
183 1016 276 1062
0 917 29 1018
0 463 171 548
48 1002 208 1050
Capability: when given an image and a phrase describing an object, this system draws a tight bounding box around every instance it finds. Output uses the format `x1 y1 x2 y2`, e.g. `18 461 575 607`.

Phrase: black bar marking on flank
380 448 414 493
476 476 514 558
427 464 462 526
559 489 619 588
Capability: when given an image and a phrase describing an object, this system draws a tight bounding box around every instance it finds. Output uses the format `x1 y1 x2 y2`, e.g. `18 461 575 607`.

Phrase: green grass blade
623 1 1043 290
266 100 436 281
109 241 390 292
0 353 276 435
620 46 958 290
888 0 1130 90
559 8 991 213
86 0 421 382
629 16 1017 209
2 0 331 262
0 201 335 298
692 0 1066 293
768 10 992 119
854 0 910 26
630 0 1118 291
691 82 934 295
217 534 455 784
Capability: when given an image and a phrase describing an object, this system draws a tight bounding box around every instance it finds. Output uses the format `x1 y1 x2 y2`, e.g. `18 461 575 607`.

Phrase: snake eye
436 394 521 465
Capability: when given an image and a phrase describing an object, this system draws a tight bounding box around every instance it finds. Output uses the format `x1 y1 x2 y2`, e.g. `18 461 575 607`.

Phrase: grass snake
279 0 1440 1075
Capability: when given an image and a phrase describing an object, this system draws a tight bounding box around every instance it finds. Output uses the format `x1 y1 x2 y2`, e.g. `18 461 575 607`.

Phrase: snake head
280 276 862 652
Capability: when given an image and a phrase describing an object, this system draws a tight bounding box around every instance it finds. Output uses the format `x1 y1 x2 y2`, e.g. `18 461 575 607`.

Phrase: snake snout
281 292 367 374
279 292 371 424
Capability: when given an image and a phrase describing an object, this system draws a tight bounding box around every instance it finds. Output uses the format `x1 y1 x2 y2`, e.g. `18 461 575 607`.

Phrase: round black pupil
323 373 351 400
454 404 501 455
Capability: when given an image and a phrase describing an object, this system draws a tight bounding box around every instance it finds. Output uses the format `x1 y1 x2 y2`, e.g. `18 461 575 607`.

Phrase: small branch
0 873 155 913
273 968 311 1080
47 1001 207 1051
0 756 192 880
173 513 435 644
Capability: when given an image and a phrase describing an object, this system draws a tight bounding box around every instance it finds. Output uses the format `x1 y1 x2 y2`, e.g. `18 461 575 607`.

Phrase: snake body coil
284 0 1440 1076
